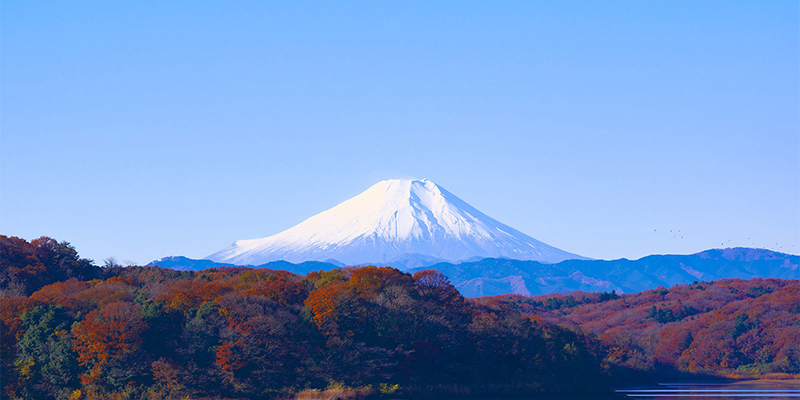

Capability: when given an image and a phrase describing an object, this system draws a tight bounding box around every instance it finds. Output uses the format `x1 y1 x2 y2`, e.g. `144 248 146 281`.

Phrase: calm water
399 382 800 400
615 381 800 399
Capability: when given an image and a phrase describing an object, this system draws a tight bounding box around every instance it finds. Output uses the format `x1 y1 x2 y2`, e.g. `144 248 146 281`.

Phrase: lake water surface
615 381 800 399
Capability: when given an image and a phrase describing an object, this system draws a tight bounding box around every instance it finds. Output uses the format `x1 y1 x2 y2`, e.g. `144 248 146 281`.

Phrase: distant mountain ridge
150 247 797 297
207 179 585 266
146 256 340 275
419 248 798 297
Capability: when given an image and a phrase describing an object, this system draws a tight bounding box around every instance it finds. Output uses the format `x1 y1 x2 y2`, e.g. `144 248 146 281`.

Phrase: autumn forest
1 236 798 400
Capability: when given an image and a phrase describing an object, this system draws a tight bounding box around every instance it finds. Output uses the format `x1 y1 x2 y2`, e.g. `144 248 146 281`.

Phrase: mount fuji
207 179 585 267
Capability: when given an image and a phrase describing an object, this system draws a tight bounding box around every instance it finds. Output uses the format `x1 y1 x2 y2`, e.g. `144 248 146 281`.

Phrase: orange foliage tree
71 301 148 391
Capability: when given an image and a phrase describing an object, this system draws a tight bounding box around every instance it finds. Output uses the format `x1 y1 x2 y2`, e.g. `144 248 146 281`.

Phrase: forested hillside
3 235 797 400
482 279 800 380
1 236 606 400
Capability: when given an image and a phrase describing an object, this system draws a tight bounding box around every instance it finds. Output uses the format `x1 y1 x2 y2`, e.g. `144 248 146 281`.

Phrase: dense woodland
2 236 797 400
1 236 605 400
483 279 800 380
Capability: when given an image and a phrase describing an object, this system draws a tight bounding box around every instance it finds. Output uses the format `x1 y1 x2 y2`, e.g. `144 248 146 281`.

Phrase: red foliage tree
158 279 232 312
71 301 148 381
242 272 307 306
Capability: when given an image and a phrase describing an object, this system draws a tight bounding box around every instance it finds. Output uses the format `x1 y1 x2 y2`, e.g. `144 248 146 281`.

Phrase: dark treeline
0 236 606 400
484 279 800 380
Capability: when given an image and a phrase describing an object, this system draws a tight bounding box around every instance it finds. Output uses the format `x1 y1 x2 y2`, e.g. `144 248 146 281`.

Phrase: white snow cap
207 179 584 266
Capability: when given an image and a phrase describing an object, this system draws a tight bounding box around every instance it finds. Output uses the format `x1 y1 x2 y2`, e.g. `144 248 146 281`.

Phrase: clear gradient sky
2 1 798 265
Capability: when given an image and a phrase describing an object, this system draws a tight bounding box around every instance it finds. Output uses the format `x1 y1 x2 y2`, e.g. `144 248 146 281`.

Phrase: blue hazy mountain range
148 247 798 297
146 256 343 276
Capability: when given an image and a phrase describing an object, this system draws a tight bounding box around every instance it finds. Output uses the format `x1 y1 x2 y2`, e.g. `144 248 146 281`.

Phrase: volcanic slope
207 179 584 267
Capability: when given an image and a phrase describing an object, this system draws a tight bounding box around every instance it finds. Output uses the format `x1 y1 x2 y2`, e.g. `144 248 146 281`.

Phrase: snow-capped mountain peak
207 179 584 267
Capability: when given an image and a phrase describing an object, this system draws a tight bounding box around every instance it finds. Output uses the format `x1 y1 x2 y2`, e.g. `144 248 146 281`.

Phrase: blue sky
2 1 798 264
